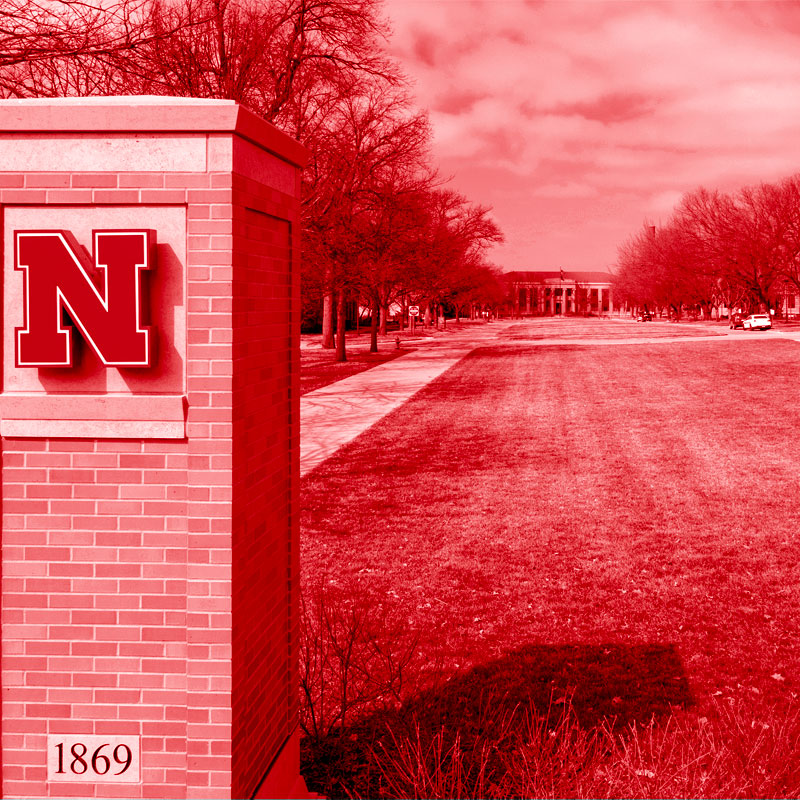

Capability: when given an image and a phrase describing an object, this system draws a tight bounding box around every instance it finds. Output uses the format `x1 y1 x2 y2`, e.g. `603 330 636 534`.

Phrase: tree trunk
370 290 379 353
439 304 446 330
379 301 388 335
322 291 335 349
335 290 347 362
424 304 431 327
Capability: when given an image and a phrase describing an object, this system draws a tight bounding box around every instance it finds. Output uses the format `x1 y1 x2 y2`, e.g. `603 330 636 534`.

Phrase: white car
742 313 772 330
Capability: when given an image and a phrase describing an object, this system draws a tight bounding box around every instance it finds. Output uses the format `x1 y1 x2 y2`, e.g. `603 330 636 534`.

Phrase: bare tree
113 0 397 122
303 82 430 359
0 0 203 96
763 175 800 297
1 0 397 117
617 179 791 320
356 176 434 351
728 183 783 309
408 189 502 326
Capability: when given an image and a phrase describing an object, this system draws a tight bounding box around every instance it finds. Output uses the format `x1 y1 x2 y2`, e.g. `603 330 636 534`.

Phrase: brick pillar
0 98 307 799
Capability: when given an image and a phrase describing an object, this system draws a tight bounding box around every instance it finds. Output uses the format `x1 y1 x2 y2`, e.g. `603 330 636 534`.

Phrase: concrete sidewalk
300 321 512 476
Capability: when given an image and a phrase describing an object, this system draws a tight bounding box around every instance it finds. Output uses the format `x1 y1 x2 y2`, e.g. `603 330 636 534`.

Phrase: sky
382 0 800 272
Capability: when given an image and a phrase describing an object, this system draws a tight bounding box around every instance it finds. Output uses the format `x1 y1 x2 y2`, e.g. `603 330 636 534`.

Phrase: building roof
505 270 614 284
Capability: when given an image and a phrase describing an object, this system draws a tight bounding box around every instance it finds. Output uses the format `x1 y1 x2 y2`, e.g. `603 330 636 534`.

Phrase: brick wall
3 436 190 798
1 112 302 799
230 193 295 800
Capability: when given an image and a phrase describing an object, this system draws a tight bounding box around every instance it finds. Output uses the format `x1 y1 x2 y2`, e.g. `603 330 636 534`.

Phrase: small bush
298 577 428 795
299 578 422 742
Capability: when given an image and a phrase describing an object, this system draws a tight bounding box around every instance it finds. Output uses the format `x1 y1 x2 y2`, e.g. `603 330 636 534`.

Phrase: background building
506 270 616 317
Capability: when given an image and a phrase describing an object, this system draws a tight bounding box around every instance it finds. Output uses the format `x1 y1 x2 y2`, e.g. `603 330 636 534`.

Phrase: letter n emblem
15 230 155 368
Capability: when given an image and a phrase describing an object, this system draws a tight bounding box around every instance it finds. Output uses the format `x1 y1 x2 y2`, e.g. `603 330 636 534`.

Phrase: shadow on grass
408 642 693 730
301 642 692 798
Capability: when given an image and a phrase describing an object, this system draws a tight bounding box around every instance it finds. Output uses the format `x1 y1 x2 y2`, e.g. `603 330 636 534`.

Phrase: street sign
409 306 420 316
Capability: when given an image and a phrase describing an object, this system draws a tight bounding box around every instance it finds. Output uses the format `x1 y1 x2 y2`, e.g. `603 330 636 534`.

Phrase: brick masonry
0 99 306 799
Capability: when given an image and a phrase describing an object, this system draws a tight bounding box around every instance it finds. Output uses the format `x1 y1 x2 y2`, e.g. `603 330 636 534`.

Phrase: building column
525 287 531 314
550 290 555 315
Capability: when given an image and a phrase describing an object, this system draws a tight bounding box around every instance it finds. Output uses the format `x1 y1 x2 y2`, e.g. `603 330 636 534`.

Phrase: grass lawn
300 319 487 395
301 348 409 395
504 317 727 339
300 328 800 796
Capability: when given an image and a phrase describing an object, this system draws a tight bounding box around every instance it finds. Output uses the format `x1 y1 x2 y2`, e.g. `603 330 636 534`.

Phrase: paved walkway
300 321 513 476
300 318 800 476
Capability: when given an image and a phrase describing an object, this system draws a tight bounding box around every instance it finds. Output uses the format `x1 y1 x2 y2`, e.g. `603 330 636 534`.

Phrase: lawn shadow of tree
301 642 693 798
409 642 693 731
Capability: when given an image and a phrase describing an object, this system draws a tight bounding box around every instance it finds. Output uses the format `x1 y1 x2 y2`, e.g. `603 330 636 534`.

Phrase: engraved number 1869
54 741 133 776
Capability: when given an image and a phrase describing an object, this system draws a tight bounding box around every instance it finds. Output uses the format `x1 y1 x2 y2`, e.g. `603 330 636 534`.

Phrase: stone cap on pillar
0 96 308 168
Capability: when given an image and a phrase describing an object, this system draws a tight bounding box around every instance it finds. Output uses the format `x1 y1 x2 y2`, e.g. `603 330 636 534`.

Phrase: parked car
637 311 653 321
729 313 744 329
742 313 772 330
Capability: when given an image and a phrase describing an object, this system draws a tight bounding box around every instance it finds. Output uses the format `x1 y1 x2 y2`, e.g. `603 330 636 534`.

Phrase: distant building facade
506 270 616 317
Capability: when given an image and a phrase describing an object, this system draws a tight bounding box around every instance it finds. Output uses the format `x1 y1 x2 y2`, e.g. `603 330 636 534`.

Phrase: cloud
384 0 800 269
647 190 686 216
533 182 599 199
552 92 657 124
